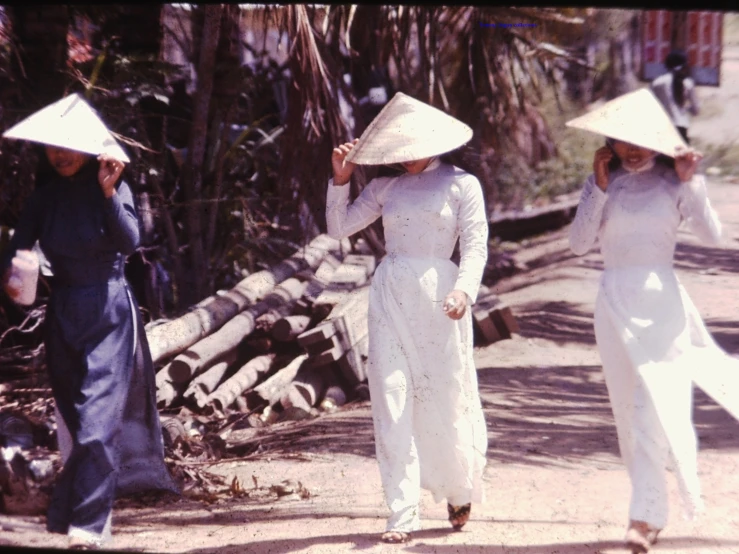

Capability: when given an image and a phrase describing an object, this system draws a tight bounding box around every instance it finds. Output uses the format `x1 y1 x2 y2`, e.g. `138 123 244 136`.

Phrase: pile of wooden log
149 234 520 426
150 234 377 423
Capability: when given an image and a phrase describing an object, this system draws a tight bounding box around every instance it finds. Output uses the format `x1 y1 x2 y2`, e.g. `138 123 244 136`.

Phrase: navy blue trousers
44 277 176 536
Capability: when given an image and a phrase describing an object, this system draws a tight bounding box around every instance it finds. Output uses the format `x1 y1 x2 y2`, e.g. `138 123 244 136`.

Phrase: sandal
69 537 100 551
447 503 471 531
381 530 412 544
646 527 661 545
625 520 655 553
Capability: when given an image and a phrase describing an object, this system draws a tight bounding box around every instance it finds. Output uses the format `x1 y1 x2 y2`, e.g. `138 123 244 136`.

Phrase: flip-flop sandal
381 530 412 544
646 528 661 545
625 521 651 553
69 537 100 551
447 503 471 531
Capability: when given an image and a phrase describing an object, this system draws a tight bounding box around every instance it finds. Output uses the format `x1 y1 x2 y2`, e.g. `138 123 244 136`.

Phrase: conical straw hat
565 88 688 158
3 93 130 163
345 92 473 165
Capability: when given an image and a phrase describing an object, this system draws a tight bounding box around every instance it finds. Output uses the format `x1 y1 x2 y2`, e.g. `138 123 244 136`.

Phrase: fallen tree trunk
293 254 341 314
311 255 376 308
146 234 348 362
155 364 186 409
280 365 329 413
204 354 276 414
253 354 310 407
321 384 348 411
167 278 306 383
254 301 300 333
182 349 239 409
488 193 579 241
272 315 312 342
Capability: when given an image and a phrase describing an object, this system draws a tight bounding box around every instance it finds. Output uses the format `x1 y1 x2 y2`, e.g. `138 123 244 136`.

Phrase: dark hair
33 144 57 189
439 144 482 179
372 144 482 179
604 138 675 173
665 49 689 108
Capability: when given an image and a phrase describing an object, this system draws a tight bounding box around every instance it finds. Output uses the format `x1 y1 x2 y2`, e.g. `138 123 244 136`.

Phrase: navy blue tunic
2 161 177 537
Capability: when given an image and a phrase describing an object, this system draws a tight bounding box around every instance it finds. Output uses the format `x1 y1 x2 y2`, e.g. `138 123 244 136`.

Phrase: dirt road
4 180 739 554
4 33 739 554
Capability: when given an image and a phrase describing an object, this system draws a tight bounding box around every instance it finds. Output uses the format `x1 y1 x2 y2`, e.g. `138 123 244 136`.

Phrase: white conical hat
565 88 688 158
3 93 130 163
345 92 473 165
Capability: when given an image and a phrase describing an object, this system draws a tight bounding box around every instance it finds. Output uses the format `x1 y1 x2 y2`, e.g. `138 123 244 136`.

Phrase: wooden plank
297 322 336 347
306 342 346 368
491 305 520 338
303 335 339 356
472 285 503 345
335 333 369 386
313 257 374 308
473 310 502 345
342 254 376 274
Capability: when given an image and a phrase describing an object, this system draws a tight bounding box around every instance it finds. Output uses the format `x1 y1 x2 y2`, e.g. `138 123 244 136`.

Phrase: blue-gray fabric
2 161 178 536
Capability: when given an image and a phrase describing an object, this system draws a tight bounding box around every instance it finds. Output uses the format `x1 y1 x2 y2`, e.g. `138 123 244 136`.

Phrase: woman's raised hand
593 146 613 192
675 149 703 183
332 138 360 186
97 153 126 198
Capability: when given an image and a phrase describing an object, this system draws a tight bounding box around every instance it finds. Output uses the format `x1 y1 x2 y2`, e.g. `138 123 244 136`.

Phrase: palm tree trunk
204 4 242 285
183 4 223 304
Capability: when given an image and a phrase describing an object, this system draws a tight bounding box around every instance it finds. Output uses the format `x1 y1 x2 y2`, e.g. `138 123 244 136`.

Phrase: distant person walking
651 49 700 144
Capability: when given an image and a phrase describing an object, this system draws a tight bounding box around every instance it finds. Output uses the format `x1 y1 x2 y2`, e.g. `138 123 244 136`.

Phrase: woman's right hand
332 138 360 186
593 146 613 191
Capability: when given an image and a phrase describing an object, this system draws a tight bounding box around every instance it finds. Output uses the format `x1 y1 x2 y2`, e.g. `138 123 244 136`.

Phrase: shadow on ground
675 240 739 275
170 530 739 554
514 300 596 346
477 361 739 468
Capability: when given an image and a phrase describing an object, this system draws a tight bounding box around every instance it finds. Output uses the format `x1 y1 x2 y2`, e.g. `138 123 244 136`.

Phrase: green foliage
695 139 739 177
491 80 601 210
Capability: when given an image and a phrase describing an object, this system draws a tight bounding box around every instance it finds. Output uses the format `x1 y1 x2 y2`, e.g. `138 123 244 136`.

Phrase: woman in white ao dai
326 135 489 543
570 137 739 553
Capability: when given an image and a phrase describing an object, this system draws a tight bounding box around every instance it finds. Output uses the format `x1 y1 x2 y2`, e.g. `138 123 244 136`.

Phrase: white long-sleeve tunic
326 159 489 527
570 163 739 519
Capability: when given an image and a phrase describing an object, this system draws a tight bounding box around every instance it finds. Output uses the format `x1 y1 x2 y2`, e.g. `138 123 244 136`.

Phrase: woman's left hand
675 149 703 183
97 154 126 198
443 290 468 320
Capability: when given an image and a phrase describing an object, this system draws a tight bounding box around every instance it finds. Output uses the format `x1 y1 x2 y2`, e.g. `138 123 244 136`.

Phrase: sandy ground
4 42 739 554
